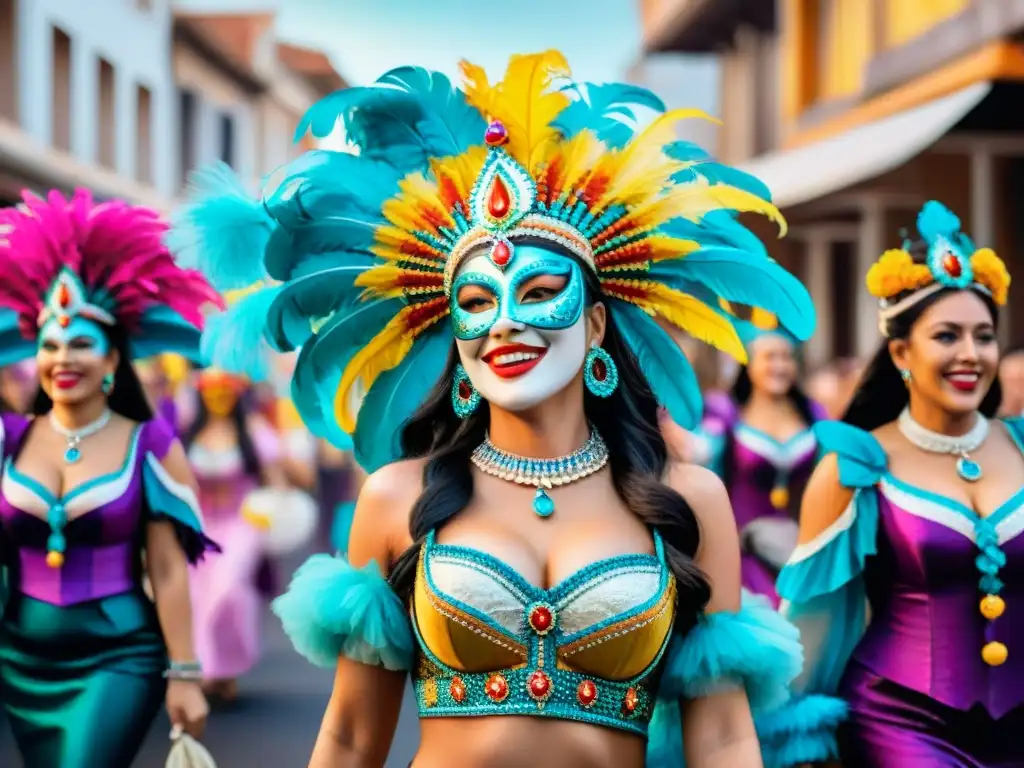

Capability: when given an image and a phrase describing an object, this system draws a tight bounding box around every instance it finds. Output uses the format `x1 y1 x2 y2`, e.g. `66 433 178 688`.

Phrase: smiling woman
174 50 840 768
777 200 1024 767
0 190 221 768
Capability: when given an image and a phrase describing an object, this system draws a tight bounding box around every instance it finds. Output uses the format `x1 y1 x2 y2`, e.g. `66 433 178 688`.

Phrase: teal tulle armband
271 554 414 671
756 694 848 768
661 593 802 711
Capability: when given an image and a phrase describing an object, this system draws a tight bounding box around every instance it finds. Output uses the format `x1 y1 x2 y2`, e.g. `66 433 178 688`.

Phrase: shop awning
738 82 992 208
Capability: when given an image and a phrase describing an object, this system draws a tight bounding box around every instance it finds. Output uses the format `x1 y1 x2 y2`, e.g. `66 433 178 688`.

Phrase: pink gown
187 426 280 680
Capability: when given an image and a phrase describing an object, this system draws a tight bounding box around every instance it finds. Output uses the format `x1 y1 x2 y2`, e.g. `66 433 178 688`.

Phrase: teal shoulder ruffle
271 554 414 671
659 592 801 711
756 694 848 768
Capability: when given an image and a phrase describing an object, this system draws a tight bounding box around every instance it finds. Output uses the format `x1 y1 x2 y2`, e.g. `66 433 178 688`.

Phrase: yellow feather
634 178 787 236
333 309 416 433
638 283 747 363
459 59 495 119
554 130 605 196
640 234 701 261
354 265 410 300
486 51 572 170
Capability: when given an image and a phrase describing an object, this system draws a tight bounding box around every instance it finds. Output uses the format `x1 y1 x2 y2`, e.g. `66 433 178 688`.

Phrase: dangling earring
584 345 618 398
451 364 481 418
101 373 114 395
900 368 912 387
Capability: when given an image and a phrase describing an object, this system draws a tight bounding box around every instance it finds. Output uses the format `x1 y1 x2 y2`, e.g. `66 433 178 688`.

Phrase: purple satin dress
700 393 822 606
840 476 1024 766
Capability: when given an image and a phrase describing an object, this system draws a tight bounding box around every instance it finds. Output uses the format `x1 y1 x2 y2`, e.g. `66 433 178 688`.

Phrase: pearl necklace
49 408 112 464
470 429 609 518
897 407 989 482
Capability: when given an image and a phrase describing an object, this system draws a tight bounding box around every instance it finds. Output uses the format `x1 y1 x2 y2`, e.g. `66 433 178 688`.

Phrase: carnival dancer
777 201 1022 766
182 368 285 703
0 189 219 767
694 323 826 606
176 51 844 767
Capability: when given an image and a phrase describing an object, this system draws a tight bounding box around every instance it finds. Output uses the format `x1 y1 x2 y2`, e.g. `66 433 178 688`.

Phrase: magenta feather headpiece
0 189 223 344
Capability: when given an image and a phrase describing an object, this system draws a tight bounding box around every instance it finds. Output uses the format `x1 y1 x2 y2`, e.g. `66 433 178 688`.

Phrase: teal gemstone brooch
470 428 609 518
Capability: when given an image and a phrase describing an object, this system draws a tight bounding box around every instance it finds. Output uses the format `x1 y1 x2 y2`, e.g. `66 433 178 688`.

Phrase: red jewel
484 120 509 147
592 357 607 382
623 687 639 715
57 282 70 308
577 680 598 708
449 676 467 704
527 670 552 702
457 379 473 401
485 673 509 703
491 240 511 267
528 604 554 635
58 315 70 328
486 176 511 219
943 252 962 278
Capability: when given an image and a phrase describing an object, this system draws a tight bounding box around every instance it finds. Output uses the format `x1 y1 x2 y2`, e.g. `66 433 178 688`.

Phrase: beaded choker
470 429 609 517
49 408 112 464
897 407 989 482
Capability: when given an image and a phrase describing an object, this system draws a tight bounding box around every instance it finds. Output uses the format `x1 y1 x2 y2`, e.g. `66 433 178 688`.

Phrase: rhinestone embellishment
527 604 555 636
485 673 509 703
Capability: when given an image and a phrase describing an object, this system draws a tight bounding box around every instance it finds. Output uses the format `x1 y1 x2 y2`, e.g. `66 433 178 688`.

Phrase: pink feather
0 188 224 339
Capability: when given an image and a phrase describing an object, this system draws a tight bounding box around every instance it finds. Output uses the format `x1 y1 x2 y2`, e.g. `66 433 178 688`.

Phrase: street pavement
0 603 422 768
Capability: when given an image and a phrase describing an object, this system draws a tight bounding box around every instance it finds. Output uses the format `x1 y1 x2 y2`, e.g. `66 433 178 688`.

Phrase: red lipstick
481 343 547 379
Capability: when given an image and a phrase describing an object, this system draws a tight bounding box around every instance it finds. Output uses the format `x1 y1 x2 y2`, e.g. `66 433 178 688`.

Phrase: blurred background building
0 0 344 210
641 0 1024 367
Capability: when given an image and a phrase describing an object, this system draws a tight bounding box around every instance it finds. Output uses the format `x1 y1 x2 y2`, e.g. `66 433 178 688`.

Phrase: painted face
452 244 589 412
746 333 798 397
36 317 113 404
198 371 245 417
899 291 999 417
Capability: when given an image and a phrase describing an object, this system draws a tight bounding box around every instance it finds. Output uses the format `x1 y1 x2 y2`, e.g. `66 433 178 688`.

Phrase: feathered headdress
866 200 1010 335
0 189 222 366
173 51 815 472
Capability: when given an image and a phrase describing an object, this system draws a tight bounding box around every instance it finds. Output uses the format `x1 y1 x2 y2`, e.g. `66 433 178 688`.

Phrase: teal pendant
532 488 555 518
956 456 983 482
64 446 81 464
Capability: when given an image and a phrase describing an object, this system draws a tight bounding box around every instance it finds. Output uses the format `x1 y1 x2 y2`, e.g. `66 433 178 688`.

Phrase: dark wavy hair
387 262 712 626
182 387 263 479
842 241 1002 431
31 322 154 422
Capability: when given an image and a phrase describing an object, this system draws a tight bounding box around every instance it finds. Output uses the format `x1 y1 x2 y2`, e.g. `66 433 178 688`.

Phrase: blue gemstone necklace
470 428 609 518
897 407 989 483
49 408 112 464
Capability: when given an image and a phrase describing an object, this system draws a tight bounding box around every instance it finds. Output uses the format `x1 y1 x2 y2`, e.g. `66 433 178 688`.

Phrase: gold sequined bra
412 529 677 734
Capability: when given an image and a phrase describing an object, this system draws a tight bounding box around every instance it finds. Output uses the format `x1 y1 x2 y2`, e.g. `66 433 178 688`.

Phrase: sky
177 0 686 86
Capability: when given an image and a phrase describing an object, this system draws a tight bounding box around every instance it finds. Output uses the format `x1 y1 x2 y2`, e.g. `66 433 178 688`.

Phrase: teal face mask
38 317 111 355
450 244 586 341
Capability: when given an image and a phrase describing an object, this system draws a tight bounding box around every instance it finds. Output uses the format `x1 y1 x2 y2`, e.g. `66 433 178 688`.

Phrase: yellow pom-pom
769 486 790 510
970 248 1011 306
982 641 1008 666
46 550 64 569
242 506 272 531
865 249 934 300
980 594 1005 620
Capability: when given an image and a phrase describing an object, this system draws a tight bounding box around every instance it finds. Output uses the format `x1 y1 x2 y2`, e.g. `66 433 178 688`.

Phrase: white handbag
165 725 217 768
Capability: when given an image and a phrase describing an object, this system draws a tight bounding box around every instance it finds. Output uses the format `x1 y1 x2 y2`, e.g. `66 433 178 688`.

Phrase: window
135 84 152 184
178 88 196 189
218 111 235 168
0 0 16 121
97 57 116 168
51 27 72 151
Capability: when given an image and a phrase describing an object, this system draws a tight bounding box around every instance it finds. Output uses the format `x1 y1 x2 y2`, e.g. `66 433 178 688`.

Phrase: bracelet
164 660 203 681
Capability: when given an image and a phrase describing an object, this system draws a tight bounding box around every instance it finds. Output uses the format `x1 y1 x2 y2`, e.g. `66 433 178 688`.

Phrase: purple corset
0 428 148 607
729 425 817 527
851 477 1024 718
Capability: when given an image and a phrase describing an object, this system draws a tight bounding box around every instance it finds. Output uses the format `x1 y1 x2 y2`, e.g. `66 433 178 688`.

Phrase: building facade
642 0 1024 365
0 0 176 208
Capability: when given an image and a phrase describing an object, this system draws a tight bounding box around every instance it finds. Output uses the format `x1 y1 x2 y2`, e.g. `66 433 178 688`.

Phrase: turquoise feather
133 305 205 363
170 162 272 291
666 141 773 202
331 501 358 556
200 286 282 381
266 264 373 351
374 66 486 154
916 200 960 243
0 308 38 366
352 325 451 473
611 303 702 429
554 81 666 149
662 212 769 260
270 554 415 670
650 247 816 341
